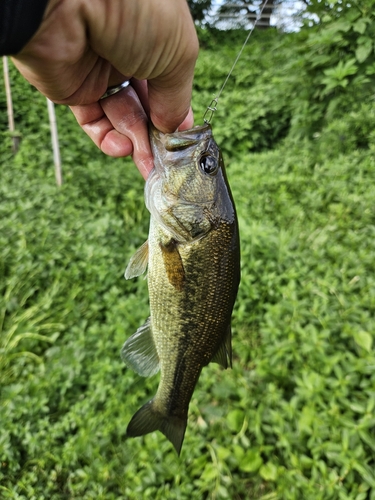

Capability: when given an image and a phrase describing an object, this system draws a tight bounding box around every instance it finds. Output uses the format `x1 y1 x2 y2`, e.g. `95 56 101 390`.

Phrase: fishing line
203 0 270 124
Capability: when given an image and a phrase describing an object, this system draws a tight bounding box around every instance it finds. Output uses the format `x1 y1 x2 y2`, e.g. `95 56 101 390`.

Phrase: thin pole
46 98 62 187
2 56 19 153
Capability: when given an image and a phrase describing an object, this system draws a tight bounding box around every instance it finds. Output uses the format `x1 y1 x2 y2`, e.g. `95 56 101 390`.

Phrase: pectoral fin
121 318 160 377
125 240 149 279
211 325 232 369
160 240 185 292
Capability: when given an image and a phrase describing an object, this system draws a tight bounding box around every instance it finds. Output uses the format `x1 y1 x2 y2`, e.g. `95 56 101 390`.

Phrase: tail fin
126 399 187 455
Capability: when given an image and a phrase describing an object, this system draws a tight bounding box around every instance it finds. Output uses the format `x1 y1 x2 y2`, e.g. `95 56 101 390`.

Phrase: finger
70 85 154 179
70 102 134 157
129 79 150 118
178 107 194 131
144 1 199 134
147 68 196 134
129 80 194 132
100 86 154 180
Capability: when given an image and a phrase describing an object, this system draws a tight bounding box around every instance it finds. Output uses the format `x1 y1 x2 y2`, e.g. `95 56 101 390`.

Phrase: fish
122 123 240 455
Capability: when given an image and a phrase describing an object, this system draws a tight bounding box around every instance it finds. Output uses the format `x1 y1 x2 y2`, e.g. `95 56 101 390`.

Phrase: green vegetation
1 5 375 498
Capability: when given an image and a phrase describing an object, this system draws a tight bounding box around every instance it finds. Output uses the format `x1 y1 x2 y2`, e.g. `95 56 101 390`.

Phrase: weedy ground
1 26 375 500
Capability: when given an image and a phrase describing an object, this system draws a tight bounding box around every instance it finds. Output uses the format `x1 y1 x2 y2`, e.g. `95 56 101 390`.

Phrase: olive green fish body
122 124 240 454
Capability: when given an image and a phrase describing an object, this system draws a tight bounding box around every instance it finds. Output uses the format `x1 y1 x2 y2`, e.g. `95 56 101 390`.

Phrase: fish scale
150 223 236 409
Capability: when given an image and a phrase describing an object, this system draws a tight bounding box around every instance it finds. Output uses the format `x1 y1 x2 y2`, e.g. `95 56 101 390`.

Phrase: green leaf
355 38 373 63
259 462 278 482
323 59 358 80
325 20 352 34
216 446 231 461
201 464 218 481
353 19 367 35
359 430 375 453
226 409 245 433
353 18 371 34
239 450 263 473
353 331 373 352
352 462 375 488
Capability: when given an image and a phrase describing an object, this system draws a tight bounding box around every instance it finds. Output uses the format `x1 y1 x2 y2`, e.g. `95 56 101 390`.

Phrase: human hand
12 0 199 179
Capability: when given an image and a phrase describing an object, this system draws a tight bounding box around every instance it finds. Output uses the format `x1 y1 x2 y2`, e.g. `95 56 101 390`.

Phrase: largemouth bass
122 123 240 454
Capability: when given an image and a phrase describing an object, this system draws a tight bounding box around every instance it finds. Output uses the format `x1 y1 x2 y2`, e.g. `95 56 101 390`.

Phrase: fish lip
149 123 212 140
149 123 213 155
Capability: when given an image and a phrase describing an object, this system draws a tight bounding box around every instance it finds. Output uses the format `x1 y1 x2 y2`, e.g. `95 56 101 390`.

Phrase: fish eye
199 153 218 175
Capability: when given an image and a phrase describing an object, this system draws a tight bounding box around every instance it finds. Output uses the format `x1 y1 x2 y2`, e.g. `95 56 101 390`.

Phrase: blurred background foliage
1 1 375 498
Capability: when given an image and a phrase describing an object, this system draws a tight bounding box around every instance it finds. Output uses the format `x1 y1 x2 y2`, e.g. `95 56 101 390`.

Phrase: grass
1 31 375 499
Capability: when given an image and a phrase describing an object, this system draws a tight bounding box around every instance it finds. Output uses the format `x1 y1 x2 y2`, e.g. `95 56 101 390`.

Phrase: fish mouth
149 123 212 153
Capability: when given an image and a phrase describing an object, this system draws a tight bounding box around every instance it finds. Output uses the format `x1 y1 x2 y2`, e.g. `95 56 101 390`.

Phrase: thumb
147 47 198 133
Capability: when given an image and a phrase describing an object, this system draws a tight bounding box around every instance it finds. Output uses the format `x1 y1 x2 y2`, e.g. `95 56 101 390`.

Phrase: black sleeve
0 0 50 55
